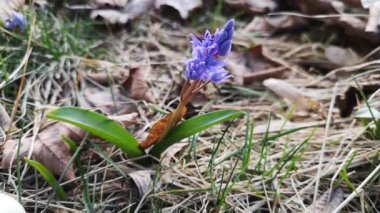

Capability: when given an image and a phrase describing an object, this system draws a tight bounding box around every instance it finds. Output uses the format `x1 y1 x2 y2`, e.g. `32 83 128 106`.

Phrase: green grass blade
149 109 244 157
47 107 144 157
24 158 67 200
62 135 78 152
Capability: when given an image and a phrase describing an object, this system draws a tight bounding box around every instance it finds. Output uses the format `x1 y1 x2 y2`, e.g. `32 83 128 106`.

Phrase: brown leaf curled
123 67 156 103
2 123 85 181
155 0 202 19
140 105 187 149
0 103 11 131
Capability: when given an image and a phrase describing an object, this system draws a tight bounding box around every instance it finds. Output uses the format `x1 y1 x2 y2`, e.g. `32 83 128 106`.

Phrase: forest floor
1 0 380 212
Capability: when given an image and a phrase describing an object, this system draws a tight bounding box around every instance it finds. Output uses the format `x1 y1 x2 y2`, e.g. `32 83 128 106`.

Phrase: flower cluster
5 12 26 30
185 19 234 83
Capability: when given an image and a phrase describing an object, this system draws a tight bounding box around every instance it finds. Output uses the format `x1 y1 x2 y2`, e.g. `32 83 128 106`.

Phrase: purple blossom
214 19 234 56
5 12 26 30
185 19 234 83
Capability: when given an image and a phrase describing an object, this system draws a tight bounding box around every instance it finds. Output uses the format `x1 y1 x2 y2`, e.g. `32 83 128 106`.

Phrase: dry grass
1 10 380 213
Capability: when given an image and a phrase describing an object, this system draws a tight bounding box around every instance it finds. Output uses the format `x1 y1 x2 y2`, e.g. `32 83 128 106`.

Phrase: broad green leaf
48 107 144 157
24 158 67 200
149 109 244 157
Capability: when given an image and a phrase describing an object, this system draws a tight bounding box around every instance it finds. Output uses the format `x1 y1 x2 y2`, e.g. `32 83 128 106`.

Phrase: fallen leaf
292 45 361 73
228 45 285 85
161 142 188 164
155 0 202 19
244 15 308 32
122 67 156 103
80 87 132 115
2 110 137 181
0 103 11 143
90 9 129 24
296 0 344 14
90 0 155 24
365 2 380 32
247 45 279 71
140 105 187 149
227 60 250 85
108 113 138 127
2 123 85 181
338 15 380 44
336 84 380 117
224 0 278 14
0 103 11 131
344 0 363 7
263 78 320 114
127 170 152 196
324 46 360 67
307 188 344 213
86 71 129 86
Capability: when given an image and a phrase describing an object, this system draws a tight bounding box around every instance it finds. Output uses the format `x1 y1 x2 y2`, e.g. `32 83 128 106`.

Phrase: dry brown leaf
227 60 249 85
161 142 188 164
247 45 279 71
344 0 363 7
244 15 308 32
2 123 85 181
307 188 344 213
127 170 152 196
324 46 360 67
0 103 11 143
224 0 278 14
296 0 344 14
336 84 380 117
140 106 187 149
263 78 320 114
228 45 285 85
90 9 129 24
81 87 132 115
2 110 137 181
155 0 202 19
86 71 129 86
338 15 380 44
0 103 11 131
293 45 360 72
123 67 156 103
108 113 138 127
90 0 154 24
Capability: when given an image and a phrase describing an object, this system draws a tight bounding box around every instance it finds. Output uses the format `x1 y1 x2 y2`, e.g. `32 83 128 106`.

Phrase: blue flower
214 19 234 56
185 19 234 83
5 12 26 30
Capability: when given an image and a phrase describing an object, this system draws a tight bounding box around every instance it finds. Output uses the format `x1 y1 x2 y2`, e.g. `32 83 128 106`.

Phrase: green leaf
62 135 78 152
48 107 144 157
24 158 67 200
150 109 244 157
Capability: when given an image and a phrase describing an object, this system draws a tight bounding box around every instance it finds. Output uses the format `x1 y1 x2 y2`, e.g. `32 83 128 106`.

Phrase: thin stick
313 83 338 205
333 162 380 213
2 15 36 148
